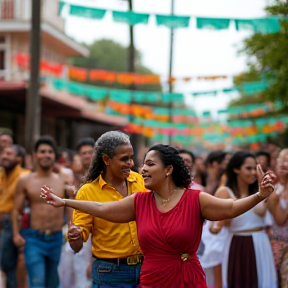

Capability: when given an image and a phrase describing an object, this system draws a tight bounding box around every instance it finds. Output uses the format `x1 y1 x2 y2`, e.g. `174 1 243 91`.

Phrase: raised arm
200 165 275 221
12 177 27 247
40 185 136 223
267 188 288 226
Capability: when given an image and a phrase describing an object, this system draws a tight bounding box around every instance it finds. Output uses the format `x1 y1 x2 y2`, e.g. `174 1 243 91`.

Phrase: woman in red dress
40 144 276 288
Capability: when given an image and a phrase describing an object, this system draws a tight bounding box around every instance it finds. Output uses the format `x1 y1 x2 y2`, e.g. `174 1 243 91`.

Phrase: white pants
58 235 92 288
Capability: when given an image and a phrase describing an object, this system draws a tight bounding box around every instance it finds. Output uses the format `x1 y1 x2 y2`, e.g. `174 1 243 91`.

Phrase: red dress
134 189 207 288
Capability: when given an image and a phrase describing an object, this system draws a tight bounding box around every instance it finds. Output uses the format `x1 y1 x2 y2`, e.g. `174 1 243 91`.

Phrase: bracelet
255 192 265 201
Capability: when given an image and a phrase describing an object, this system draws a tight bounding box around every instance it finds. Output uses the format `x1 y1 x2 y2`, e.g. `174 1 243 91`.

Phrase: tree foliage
233 0 288 110
69 39 162 92
230 1 288 146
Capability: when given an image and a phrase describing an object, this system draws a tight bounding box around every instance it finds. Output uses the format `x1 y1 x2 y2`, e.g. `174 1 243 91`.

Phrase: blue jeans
92 259 141 288
0 218 18 288
21 229 63 288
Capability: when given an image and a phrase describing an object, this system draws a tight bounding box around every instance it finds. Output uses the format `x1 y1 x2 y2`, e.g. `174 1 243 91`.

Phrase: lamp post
25 0 42 152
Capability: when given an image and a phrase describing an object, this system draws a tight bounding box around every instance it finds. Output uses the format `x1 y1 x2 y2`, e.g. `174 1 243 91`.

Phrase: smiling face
104 143 134 181
141 150 171 191
0 146 18 171
276 150 288 181
234 157 257 185
34 144 56 170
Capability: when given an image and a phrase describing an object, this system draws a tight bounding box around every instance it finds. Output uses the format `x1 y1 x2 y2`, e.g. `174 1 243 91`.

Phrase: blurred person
268 148 288 287
204 150 229 195
64 131 145 288
199 150 230 288
0 132 13 166
194 156 207 187
57 137 95 288
0 145 30 288
179 149 205 257
215 151 277 288
255 150 271 173
41 144 275 288
12 136 66 288
179 149 204 191
72 137 95 189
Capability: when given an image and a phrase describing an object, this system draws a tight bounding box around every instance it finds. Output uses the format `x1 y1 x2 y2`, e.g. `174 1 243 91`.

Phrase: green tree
70 39 162 92
228 1 288 146
232 1 288 109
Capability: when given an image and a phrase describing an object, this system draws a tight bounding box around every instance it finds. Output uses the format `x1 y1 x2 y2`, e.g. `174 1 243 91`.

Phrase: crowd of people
0 130 287 288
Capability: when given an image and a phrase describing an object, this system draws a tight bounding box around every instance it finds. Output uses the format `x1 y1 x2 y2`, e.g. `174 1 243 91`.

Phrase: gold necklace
156 188 181 205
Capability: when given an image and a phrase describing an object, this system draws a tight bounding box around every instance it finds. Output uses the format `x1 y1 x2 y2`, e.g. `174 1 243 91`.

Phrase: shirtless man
11 136 66 288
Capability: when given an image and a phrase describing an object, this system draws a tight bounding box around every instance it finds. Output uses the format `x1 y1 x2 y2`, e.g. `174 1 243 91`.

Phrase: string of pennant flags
46 76 288 147
14 53 238 85
14 53 269 97
59 1 280 33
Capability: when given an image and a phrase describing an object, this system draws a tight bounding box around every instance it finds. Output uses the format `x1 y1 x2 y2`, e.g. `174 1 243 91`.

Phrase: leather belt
94 254 143 265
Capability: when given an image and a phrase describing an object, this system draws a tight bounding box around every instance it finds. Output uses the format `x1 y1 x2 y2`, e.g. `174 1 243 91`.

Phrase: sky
63 0 271 116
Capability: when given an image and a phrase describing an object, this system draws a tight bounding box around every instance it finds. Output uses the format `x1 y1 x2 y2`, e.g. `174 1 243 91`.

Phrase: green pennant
156 15 190 28
162 93 184 103
70 5 106 19
109 89 132 103
112 11 149 25
84 87 107 101
196 17 230 30
235 17 280 34
58 1 65 15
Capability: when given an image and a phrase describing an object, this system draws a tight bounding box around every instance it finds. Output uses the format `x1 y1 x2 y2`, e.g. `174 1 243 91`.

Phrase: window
0 50 5 70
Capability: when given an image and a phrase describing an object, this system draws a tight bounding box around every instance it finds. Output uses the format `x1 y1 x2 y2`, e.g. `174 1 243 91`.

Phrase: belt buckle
45 229 52 236
126 255 138 265
181 253 189 261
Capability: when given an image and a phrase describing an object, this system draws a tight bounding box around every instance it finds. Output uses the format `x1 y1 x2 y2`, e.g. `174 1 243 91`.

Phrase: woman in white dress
268 148 288 287
215 151 277 288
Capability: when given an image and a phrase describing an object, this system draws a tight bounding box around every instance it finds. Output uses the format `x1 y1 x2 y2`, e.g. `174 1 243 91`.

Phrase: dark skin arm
12 177 27 247
41 185 136 223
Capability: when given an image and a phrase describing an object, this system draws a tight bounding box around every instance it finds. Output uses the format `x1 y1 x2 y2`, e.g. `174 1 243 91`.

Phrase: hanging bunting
235 17 280 34
162 93 184 103
70 4 107 19
192 90 218 96
109 89 132 103
58 1 65 15
68 66 88 82
156 15 190 28
196 17 230 30
90 69 116 82
112 11 150 25
59 1 281 34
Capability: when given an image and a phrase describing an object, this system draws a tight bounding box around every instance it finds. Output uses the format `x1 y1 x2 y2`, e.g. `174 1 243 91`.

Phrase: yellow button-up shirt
0 165 30 214
73 171 146 258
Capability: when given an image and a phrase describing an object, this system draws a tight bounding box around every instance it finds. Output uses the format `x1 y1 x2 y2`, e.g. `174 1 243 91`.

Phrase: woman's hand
67 220 82 241
40 185 65 207
257 164 277 199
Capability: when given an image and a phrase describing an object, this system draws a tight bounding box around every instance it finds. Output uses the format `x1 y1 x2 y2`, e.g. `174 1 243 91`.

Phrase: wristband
255 192 265 201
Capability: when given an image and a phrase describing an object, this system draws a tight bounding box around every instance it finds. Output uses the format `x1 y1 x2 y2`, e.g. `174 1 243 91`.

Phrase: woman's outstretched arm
40 185 136 223
199 165 276 221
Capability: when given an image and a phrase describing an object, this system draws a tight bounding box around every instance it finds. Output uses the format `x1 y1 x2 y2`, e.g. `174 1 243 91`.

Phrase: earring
105 163 109 166
166 173 169 177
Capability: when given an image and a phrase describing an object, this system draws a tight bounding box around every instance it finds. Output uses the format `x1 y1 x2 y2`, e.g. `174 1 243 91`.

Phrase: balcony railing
0 0 65 31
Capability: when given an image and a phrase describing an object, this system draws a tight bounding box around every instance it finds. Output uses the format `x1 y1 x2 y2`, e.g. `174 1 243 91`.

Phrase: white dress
222 206 277 288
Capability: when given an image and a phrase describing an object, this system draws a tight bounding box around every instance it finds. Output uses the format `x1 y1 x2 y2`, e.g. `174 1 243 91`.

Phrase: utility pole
25 0 42 152
128 0 135 75
168 0 175 144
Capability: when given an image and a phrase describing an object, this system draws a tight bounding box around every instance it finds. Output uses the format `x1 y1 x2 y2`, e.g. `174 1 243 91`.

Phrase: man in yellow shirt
0 144 30 288
67 131 146 288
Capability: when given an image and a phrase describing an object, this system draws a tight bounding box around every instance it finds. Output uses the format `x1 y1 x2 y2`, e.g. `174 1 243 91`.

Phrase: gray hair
83 131 131 184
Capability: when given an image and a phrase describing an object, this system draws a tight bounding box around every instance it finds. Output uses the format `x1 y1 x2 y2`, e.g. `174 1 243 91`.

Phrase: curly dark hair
226 151 258 198
147 144 191 189
83 131 131 185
